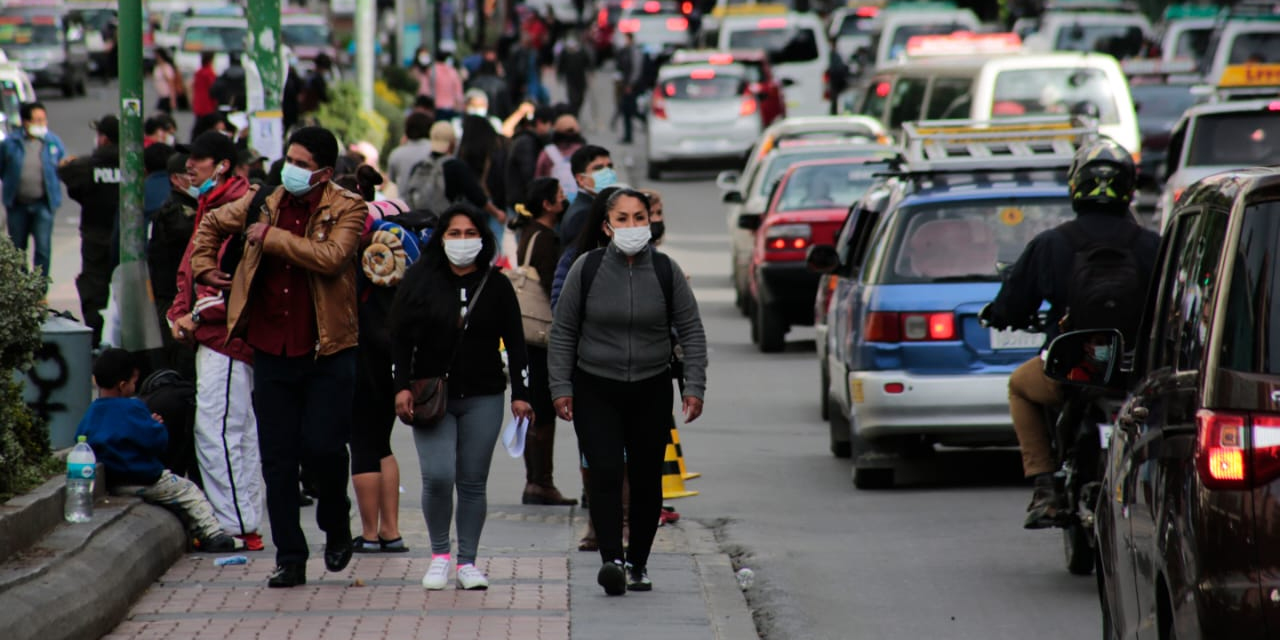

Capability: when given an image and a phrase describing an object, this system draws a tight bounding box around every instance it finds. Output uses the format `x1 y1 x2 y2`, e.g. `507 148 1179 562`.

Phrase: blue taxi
807 117 1089 488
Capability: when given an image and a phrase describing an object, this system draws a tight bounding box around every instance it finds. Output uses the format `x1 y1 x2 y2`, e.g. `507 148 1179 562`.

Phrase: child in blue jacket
76 349 243 552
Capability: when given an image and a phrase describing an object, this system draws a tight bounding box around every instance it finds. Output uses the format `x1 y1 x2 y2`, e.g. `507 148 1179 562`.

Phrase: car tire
748 296 761 345
76 75 87 96
1064 521 1095 576
820 366 830 421
756 302 786 353
647 161 662 181
852 467 893 489
61 79 74 98
827 398 851 458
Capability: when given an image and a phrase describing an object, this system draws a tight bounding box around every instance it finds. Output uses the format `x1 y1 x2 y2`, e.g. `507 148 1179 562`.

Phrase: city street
36 76 1099 639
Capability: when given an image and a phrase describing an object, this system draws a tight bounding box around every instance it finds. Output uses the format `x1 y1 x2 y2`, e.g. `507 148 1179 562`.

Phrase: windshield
880 199 1074 284
775 163 885 212
759 148 892 195
839 15 874 37
992 67 1121 124
1173 27 1211 63
1227 31 1280 64
1131 84 1199 121
0 17 60 47
1054 23 1146 58
1223 199 1280 373
728 26 818 62
282 22 328 47
182 25 246 52
81 9 114 32
1187 111 1280 167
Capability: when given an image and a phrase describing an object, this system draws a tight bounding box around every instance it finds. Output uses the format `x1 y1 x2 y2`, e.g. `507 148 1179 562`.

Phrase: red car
743 158 889 352
668 48 787 125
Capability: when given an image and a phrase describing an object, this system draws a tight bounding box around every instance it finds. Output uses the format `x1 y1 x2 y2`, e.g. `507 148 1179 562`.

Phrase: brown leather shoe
579 518 598 551
523 483 579 506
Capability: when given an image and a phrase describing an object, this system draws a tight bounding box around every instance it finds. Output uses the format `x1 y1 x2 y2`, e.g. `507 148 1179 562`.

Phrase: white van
867 5 979 69
853 48 1140 157
174 16 247 76
1022 11 1153 59
714 12 830 117
1204 20 1280 83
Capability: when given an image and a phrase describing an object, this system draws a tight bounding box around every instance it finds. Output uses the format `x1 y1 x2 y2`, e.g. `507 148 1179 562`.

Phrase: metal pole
114 0 162 351
356 0 375 112
248 0 283 162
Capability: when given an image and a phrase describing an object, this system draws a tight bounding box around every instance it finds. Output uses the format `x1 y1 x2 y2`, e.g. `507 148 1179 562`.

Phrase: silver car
646 62 763 179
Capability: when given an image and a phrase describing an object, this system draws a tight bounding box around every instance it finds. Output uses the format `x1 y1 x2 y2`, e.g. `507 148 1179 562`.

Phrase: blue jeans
7 201 53 278
412 393 505 565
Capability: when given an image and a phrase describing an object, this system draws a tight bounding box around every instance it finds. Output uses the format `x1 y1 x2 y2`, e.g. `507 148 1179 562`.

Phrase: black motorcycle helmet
1067 137 1135 213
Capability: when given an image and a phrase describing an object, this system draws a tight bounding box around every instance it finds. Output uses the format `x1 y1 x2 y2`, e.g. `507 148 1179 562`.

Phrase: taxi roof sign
904 32 1021 58
711 3 788 18
1219 64 1280 88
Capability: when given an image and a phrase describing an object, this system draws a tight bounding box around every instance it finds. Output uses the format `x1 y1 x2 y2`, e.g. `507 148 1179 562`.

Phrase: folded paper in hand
502 417 528 458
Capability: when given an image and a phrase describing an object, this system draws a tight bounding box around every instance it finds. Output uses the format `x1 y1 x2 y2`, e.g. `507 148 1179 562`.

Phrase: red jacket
192 66 218 117
168 176 254 364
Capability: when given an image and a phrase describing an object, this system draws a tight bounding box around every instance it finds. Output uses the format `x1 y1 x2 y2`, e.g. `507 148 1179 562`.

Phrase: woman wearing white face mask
547 188 709 596
391 204 534 591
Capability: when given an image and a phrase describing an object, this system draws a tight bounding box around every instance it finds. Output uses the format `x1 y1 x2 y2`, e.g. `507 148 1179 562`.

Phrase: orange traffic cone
662 437 698 500
668 421 701 480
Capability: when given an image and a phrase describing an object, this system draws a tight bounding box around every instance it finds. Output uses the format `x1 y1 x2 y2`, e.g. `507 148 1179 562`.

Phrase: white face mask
610 224 652 256
443 238 483 267
27 124 47 138
418 54 431 66
164 133 176 146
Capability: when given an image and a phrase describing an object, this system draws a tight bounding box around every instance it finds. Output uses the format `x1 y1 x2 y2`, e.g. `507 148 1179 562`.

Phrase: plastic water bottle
214 556 248 567
64 436 95 523
736 568 755 590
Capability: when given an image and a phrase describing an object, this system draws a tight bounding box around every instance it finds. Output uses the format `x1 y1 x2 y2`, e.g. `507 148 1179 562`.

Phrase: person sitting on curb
76 348 244 553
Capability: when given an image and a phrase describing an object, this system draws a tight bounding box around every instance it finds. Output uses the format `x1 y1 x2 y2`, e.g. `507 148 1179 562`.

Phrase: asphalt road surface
36 74 1102 640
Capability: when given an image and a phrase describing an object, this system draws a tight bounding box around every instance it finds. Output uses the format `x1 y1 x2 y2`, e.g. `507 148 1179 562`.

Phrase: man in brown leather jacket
190 127 367 588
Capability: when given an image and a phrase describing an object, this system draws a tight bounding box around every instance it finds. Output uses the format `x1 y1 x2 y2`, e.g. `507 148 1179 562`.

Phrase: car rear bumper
848 370 1015 442
756 262 818 323
28 67 66 87
648 121 758 162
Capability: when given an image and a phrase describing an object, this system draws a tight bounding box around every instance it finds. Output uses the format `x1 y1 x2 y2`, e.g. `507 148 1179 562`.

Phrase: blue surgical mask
185 185 201 199
591 167 617 191
195 176 217 197
282 163 319 196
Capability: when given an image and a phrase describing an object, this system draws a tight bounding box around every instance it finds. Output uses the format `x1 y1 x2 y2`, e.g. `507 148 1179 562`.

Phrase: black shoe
268 563 306 588
1024 473 1062 530
195 532 245 553
598 560 626 596
325 538 354 572
625 563 652 592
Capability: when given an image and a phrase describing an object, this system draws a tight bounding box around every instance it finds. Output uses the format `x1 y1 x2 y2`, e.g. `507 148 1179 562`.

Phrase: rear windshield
878 199 1074 284
728 26 819 62
774 162 886 212
1222 199 1280 373
660 72 745 100
282 22 328 47
182 25 247 52
1187 111 1280 167
1131 84 1200 120
625 15 689 44
0 17 60 46
1227 31 1280 65
838 14 874 37
1054 24 1146 58
759 148 893 196
1173 27 1212 63
992 67 1121 125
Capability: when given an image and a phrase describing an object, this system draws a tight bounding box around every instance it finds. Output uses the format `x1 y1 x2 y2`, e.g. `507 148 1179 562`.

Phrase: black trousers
76 226 116 346
254 348 355 565
573 369 672 569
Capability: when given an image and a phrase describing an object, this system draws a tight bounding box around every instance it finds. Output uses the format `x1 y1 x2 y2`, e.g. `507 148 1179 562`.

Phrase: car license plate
1098 423 1113 450
989 328 1042 350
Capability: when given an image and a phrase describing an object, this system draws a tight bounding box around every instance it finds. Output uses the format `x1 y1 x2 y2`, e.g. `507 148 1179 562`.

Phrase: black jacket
505 130 543 205
559 190 595 251
148 190 198 307
987 210 1161 341
465 73 513 120
57 143 119 233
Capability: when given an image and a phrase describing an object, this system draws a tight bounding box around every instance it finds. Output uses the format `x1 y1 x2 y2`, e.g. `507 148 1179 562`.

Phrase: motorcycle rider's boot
1024 473 1061 530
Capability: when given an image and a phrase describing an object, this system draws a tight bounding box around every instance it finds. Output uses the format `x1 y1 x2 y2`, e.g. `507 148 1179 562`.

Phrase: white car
867 5 979 70
1022 11 1153 59
174 16 247 77
827 4 879 65
714 12 829 117
1158 98 1280 232
646 62 762 179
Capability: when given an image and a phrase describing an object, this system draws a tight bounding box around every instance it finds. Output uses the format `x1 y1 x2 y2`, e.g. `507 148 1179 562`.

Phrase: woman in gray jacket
549 188 708 596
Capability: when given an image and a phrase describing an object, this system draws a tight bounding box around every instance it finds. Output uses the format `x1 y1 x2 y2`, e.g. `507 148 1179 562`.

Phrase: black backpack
138 369 199 483
577 248 683 387
1059 221 1145 342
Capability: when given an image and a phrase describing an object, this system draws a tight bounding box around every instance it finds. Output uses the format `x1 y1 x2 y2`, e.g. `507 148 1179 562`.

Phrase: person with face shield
548 188 708 595
390 204 534 591
507 178 577 506
166 131 262 551
57 114 120 347
189 126 369 588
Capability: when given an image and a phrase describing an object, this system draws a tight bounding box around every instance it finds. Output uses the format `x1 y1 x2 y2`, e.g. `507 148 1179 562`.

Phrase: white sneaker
422 556 451 590
456 563 490 590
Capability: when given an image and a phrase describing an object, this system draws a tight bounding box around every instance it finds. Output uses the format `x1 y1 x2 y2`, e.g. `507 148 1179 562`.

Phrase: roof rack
899 116 1096 172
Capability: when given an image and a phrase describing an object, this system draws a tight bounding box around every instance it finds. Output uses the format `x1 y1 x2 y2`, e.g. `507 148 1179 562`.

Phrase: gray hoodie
548 244 708 400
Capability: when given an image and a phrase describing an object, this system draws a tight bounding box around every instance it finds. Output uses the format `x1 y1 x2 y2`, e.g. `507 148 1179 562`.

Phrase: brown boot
521 422 578 506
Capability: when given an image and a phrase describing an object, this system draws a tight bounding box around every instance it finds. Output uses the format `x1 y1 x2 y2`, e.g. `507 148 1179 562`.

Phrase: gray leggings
411 393 505 565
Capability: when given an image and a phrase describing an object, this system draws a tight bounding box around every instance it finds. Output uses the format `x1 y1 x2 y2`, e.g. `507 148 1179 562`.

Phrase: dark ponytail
334 164 384 202
509 176 560 230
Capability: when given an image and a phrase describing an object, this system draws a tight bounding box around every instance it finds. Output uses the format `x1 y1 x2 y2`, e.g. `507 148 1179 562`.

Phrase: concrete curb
679 520 760 640
0 498 186 640
0 475 66 562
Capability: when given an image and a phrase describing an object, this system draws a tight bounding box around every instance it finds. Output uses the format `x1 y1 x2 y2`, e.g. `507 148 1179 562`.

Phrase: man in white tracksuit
166 131 264 549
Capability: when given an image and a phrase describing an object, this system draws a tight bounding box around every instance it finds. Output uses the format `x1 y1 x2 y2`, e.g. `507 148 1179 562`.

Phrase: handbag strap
443 270 491 378
521 230 541 268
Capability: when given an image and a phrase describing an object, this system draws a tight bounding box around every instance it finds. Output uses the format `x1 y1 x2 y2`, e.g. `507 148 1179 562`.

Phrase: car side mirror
1043 329 1125 388
806 244 839 273
716 170 740 191
738 213 762 230
723 190 744 204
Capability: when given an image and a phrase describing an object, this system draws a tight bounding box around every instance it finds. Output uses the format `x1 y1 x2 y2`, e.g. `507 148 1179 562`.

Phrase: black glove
979 303 1003 329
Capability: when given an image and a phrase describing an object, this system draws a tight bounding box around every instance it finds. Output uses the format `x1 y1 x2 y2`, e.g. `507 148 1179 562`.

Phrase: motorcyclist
981 137 1159 529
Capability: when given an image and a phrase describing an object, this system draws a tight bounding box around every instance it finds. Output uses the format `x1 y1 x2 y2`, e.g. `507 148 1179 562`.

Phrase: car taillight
599 8 608 27
864 312 901 342
764 223 810 253
823 70 830 100
1173 187 1186 204
682 1 692 13
740 93 758 116
861 312 956 343
651 88 666 119
1196 410 1280 489
821 276 838 317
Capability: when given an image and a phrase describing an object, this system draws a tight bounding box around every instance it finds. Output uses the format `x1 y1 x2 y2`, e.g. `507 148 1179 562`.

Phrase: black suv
1045 167 1280 639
